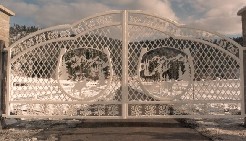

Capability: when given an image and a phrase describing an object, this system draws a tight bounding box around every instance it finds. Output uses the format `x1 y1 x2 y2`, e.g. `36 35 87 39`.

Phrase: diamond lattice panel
11 44 63 101
127 25 241 102
190 44 240 101
71 26 123 101
10 25 123 117
10 26 123 104
128 25 159 101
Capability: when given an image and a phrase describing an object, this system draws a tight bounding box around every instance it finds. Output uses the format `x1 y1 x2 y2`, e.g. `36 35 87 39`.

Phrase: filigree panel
128 103 241 117
11 104 121 117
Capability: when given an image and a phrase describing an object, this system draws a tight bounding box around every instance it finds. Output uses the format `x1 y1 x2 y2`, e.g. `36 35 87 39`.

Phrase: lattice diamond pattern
127 25 240 103
11 44 63 101
189 44 240 100
11 26 123 103
128 25 162 101
8 11 243 118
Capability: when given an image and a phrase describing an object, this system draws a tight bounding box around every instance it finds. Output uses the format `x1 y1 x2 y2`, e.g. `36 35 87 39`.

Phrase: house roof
238 6 246 16
0 5 15 16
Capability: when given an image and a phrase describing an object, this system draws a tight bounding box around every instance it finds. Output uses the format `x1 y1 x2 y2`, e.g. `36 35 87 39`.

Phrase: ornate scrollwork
94 105 106 116
159 105 170 115
131 105 142 116
137 47 194 101
145 105 156 116
71 15 113 35
60 30 71 38
47 31 59 40
57 47 113 101
227 45 238 55
107 105 120 116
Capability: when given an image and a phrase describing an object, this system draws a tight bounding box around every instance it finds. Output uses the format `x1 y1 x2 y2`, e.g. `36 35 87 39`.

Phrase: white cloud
179 0 246 35
189 16 242 35
33 1 110 27
3 1 38 17
2 0 178 27
3 0 111 27
132 0 178 21
2 0 246 35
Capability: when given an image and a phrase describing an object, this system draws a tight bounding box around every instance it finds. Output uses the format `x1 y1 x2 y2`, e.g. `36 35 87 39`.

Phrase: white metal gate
3 10 245 119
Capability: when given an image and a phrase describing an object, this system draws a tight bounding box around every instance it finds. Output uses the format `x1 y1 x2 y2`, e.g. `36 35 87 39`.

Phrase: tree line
9 24 243 80
9 24 244 46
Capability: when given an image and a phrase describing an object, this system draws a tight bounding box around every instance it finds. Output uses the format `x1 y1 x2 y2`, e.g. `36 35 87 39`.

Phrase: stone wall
238 6 246 46
0 12 10 45
0 5 14 46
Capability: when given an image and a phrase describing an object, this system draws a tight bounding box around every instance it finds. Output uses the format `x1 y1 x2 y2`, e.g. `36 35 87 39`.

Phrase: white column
122 10 128 119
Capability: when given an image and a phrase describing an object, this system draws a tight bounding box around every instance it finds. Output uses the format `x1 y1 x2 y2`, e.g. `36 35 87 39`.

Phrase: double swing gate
1 10 245 119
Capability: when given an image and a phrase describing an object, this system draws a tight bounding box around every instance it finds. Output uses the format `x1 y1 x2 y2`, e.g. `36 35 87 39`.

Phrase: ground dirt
0 119 211 141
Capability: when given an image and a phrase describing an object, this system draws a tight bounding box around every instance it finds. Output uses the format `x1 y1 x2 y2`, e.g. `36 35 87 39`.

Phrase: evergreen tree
9 24 39 45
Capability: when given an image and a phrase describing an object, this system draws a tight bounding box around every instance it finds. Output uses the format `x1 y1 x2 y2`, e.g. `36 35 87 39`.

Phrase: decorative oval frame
56 47 113 101
137 47 195 101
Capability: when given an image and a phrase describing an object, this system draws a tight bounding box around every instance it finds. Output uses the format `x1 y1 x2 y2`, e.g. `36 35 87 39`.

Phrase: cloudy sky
1 0 246 36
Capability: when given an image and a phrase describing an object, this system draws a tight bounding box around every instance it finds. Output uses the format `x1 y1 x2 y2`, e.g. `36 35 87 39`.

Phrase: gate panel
126 11 243 118
3 10 245 119
6 11 125 118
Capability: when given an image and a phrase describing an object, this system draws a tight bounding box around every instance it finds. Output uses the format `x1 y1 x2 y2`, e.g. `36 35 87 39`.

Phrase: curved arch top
7 10 123 59
127 11 242 58
7 10 243 59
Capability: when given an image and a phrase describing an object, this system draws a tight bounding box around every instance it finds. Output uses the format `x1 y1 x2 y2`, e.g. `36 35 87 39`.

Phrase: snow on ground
183 118 246 141
3 76 245 140
0 119 78 141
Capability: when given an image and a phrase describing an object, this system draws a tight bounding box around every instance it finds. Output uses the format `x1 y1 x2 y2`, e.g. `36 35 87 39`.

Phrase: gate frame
0 40 7 129
1 10 246 120
122 10 128 119
243 48 246 126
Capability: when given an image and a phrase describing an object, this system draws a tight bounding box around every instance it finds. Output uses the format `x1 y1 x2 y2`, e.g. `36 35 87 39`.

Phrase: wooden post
238 6 246 126
0 40 6 129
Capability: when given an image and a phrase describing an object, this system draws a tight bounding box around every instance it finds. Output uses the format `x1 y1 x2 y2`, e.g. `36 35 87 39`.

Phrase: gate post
238 6 246 126
241 47 246 126
0 40 6 129
122 10 129 119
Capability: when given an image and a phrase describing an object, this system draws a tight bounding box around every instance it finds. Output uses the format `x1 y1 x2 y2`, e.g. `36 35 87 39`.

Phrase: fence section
1 10 245 119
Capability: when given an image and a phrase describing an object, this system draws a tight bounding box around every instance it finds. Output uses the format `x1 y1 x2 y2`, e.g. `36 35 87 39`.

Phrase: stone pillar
243 13 246 46
0 5 15 47
0 5 14 129
238 6 246 46
238 6 246 127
